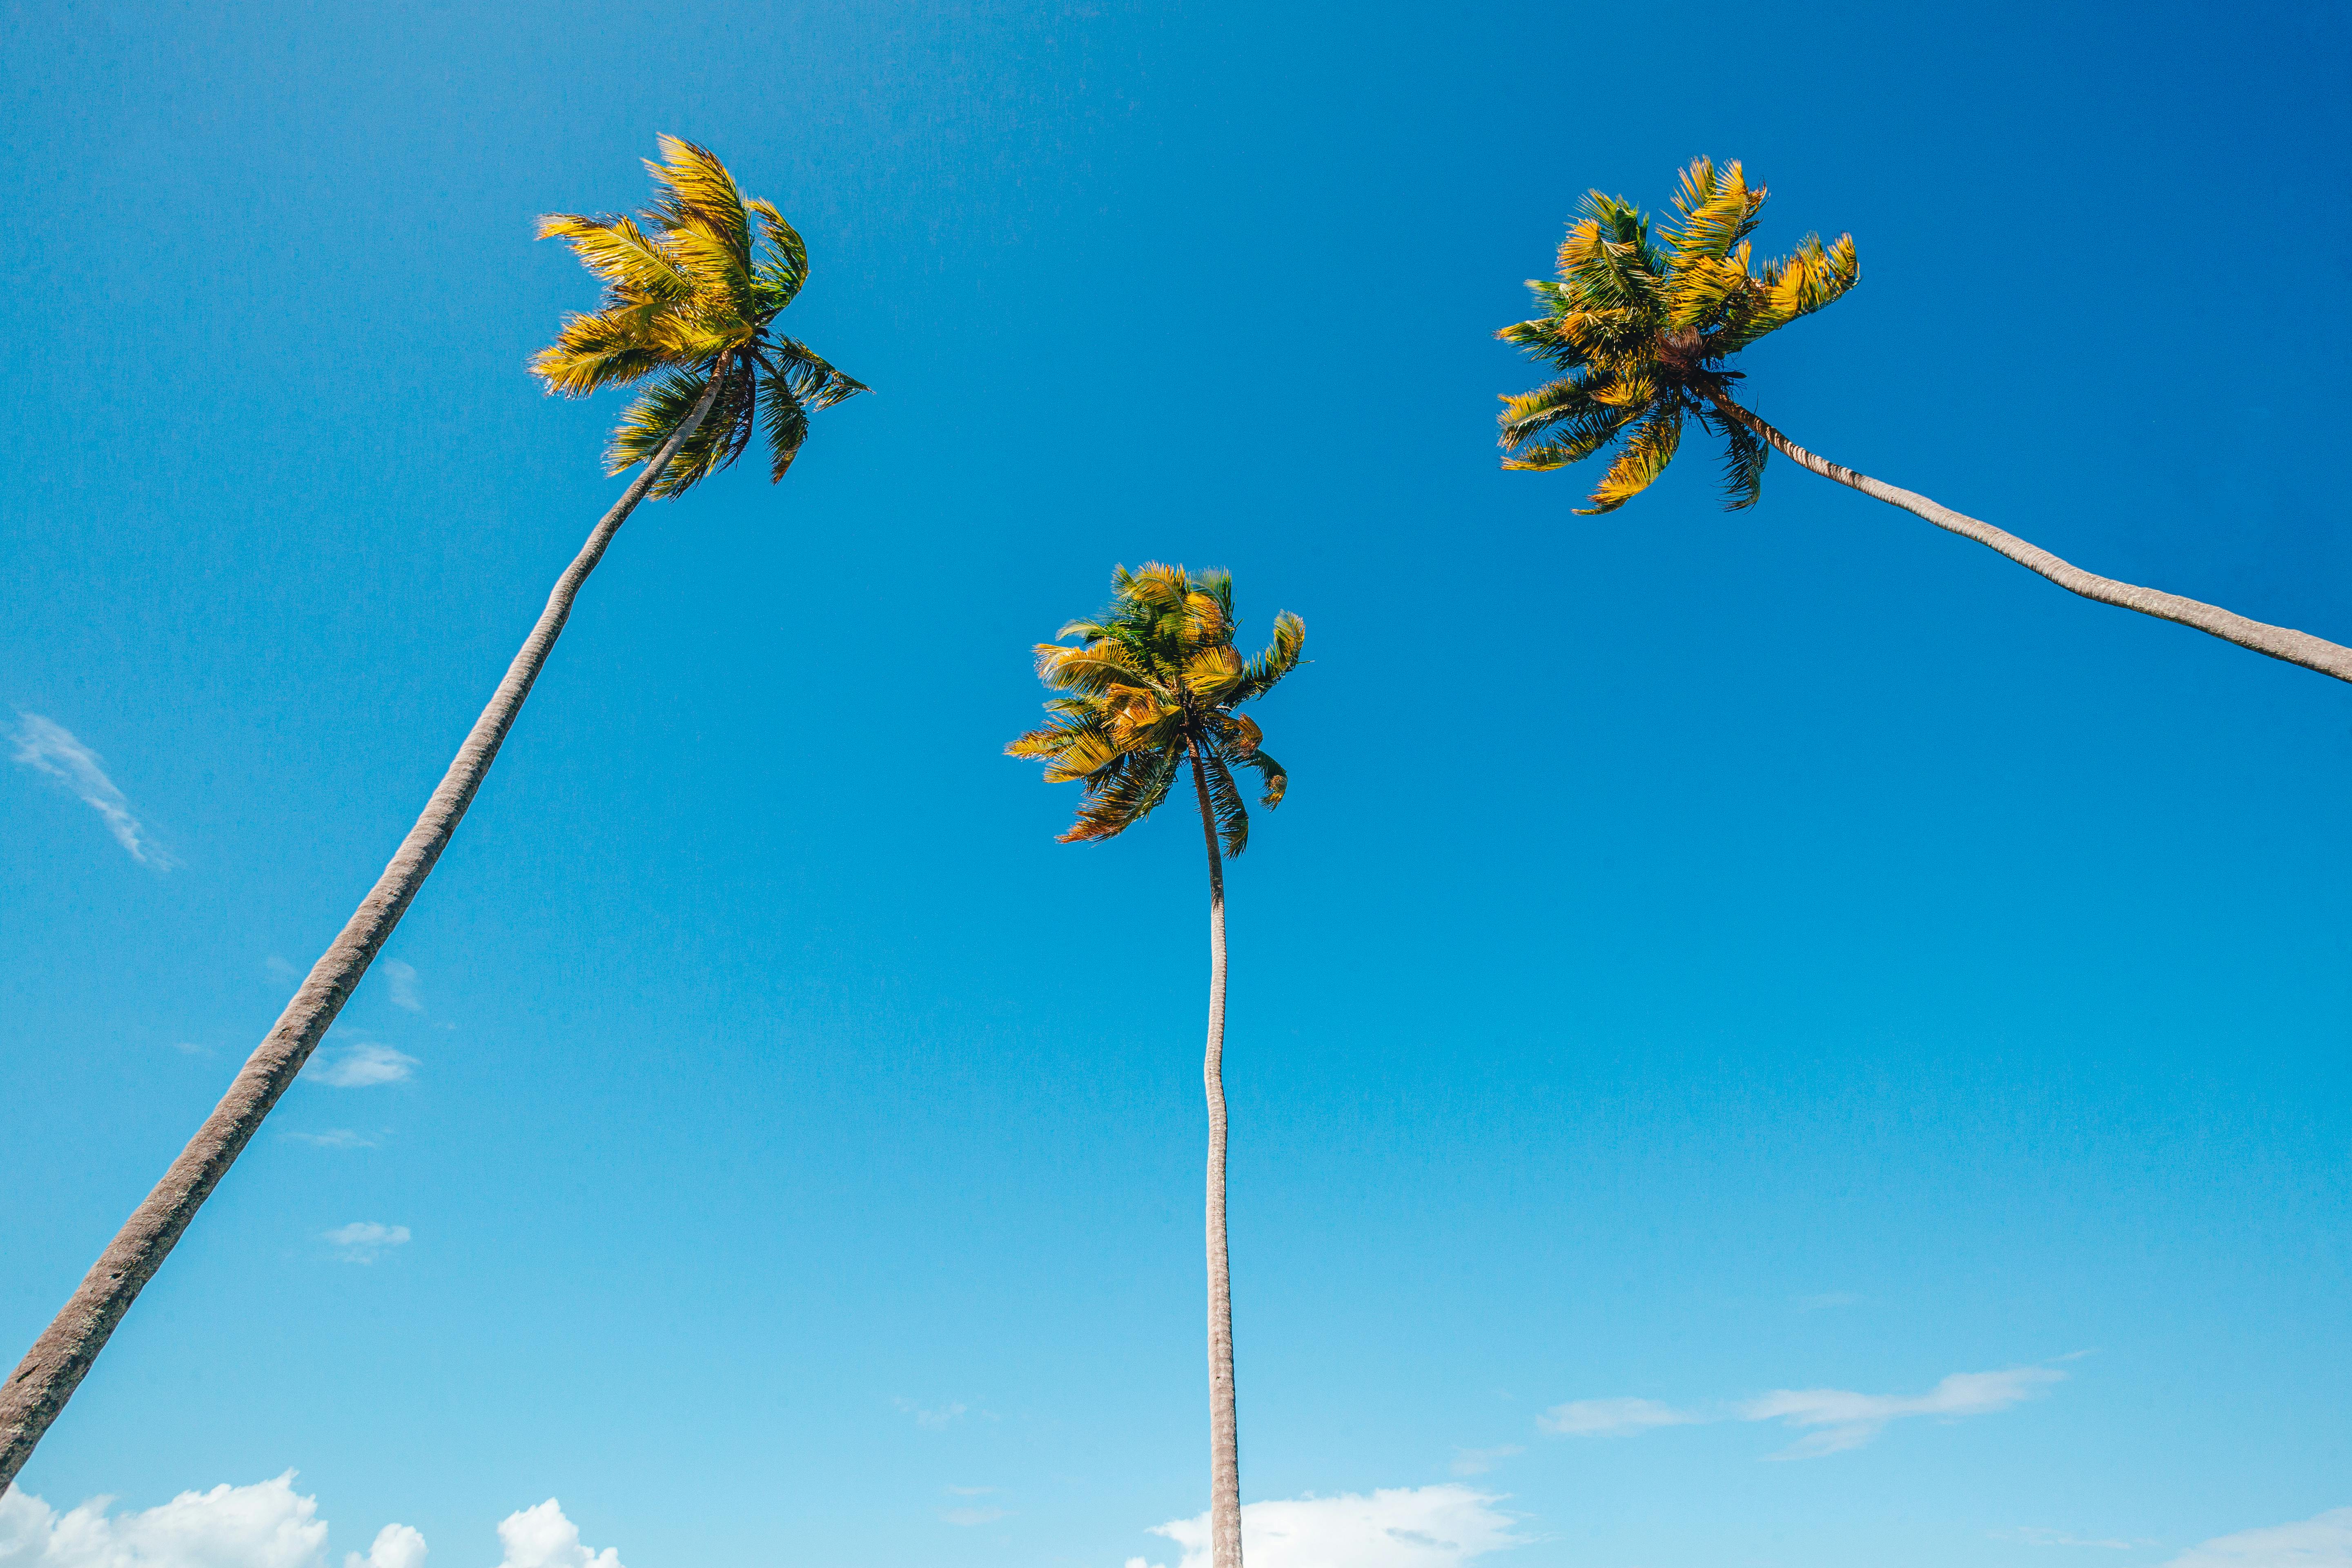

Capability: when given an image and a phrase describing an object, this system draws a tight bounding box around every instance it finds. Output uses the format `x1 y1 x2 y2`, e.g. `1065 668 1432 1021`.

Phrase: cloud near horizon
0 1476 624 1568
2165 1509 2352 1568
1538 1365 2065 1458
0 1474 438 1568
1129 1485 1526 1568
9 713 174 868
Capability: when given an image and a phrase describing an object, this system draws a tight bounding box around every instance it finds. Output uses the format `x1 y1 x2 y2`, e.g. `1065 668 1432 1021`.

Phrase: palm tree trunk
1711 396 2352 684
1186 741 1244 1568
0 374 726 1492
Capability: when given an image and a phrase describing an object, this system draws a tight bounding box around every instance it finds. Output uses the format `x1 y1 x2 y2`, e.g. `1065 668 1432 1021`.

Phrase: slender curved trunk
0 375 726 1492
1710 396 2352 686
1187 740 1243 1568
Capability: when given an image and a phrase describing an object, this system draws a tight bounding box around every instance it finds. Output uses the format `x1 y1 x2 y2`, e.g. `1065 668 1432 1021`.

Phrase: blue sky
3 1 2349 1566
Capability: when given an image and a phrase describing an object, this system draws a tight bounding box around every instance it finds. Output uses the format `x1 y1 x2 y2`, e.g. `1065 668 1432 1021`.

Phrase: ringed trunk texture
1712 397 2352 686
1189 744 1244 1568
0 375 725 1492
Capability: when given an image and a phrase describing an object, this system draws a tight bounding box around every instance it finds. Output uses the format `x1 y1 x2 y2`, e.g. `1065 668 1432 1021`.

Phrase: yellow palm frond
644 135 751 266
1578 405 1683 515
535 213 695 303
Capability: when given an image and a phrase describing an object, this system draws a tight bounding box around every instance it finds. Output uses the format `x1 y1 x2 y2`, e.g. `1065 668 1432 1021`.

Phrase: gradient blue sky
4 2 2350 1566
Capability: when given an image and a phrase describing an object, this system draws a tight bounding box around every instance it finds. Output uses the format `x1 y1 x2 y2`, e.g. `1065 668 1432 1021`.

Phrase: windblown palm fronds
1008 564 1303 856
1497 156 1857 513
532 135 866 495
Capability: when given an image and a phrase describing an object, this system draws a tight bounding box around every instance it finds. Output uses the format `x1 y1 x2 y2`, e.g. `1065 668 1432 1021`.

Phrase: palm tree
0 136 864 1490
1495 157 2352 683
1007 564 1305 1568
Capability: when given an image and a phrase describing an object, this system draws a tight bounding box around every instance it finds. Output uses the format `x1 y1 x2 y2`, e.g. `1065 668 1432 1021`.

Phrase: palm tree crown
532 135 866 496
1008 564 1304 854
1497 156 1858 513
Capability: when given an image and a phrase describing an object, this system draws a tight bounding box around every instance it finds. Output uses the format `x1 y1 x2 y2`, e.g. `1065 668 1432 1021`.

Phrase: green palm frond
1198 746 1252 858
1719 414 1767 510
1010 565 1303 856
1498 157 1858 512
533 137 866 499
759 370 809 481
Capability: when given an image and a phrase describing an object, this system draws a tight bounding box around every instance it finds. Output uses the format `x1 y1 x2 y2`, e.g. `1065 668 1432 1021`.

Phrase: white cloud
942 1508 1010 1527
1536 1398 1702 1437
1447 1447 1522 1478
288 1131 377 1150
1131 1486 1526 1568
2166 1510 2352 1568
0 1473 395 1568
9 713 174 868
345 1526 426 1568
0 1481 619 1568
1740 1367 2064 1459
490 1503 621 1568
322 1223 409 1262
301 1043 417 1088
381 962 423 1013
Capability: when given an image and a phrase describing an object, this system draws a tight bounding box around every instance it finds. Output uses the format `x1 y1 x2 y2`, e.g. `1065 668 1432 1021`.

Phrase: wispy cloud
1741 1367 2065 1458
943 1507 1010 1527
895 1397 969 1430
1448 1445 1524 1477
9 713 175 867
1539 1364 2067 1458
1537 1397 1704 1437
382 961 423 1012
289 1129 379 1149
302 1041 418 1087
1994 1528 2149 1550
323 1222 410 1262
1794 1292 1861 1312
2165 1509 2352 1568
1132 1485 1526 1568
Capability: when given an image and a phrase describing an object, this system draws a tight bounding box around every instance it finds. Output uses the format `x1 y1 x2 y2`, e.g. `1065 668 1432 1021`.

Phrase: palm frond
530 307 669 396
1718 414 1767 510
746 196 809 304
1198 746 1252 858
535 213 696 304
762 337 868 410
1064 745 1183 844
1577 403 1684 515
1234 744 1287 808
1499 376 1634 466
1235 612 1304 701
643 135 751 267
1663 157 1764 267
760 370 809 481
